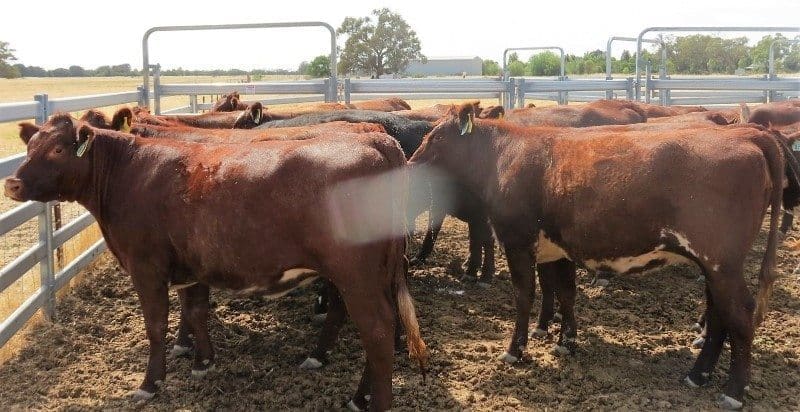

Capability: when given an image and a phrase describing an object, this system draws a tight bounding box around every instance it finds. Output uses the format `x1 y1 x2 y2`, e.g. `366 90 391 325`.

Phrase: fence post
516 78 526 108
137 86 146 108
37 202 56 322
34 94 49 125
152 64 162 115
189 95 198 113
344 78 351 104
559 76 569 105
626 77 634 100
323 78 331 102
507 78 516 109
644 62 652 104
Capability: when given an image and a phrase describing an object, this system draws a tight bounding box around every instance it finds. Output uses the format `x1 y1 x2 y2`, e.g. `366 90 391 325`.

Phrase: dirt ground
0 213 798 411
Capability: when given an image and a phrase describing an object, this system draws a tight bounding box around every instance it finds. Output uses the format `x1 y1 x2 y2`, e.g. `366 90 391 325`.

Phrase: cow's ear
75 125 96 157
19 122 40 145
249 102 263 124
458 102 475 135
739 103 750 123
230 96 239 108
111 108 133 132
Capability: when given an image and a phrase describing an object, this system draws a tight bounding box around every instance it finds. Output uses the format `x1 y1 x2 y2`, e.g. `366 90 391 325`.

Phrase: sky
1 0 798 71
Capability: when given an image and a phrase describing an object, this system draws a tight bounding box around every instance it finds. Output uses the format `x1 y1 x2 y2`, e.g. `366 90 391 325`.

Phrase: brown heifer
350 98 412 112
634 102 707 118
477 105 505 119
742 100 800 128
132 104 265 129
6 115 427 411
409 103 788 410
395 101 484 122
210 92 249 112
646 108 744 126
260 102 355 121
503 98 647 127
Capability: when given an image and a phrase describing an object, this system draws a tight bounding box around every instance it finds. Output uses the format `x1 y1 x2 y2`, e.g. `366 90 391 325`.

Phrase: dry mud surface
1 216 800 411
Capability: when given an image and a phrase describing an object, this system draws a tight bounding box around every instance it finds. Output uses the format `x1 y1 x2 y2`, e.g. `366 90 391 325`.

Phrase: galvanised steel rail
142 22 338 110
635 26 800 101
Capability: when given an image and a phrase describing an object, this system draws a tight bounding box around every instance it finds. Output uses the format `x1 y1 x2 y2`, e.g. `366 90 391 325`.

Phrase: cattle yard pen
1 23 799 358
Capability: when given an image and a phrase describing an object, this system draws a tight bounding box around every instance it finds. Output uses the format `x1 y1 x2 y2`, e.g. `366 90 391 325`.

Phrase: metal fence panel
159 82 327 96
0 202 45 238
0 101 39 123
48 91 142 113
0 242 47 293
0 288 46 349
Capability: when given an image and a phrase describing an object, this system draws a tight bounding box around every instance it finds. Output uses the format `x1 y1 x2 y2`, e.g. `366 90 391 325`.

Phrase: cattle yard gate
0 23 799 351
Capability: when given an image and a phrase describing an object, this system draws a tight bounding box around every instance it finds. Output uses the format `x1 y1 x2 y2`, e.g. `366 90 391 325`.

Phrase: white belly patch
584 247 692 274
238 268 319 298
534 231 570 263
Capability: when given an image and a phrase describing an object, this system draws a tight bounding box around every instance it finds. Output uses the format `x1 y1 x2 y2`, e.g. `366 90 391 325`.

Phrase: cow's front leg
498 247 536 363
130 272 169 401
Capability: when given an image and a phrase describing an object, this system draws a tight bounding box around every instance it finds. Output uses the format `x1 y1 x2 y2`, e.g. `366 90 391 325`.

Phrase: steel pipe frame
635 26 800 100
142 22 338 105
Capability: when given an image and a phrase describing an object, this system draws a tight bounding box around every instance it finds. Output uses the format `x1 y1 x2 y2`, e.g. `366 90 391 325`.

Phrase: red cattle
395 101 484 122
132 104 265 129
633 102 707 118
350 98 412 112
6 114 427 411
503 99 647 127
409 103 791 410
210 92 249 112
742 100 800 128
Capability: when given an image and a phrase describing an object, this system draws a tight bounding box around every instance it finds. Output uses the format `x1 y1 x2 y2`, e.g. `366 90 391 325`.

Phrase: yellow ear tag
460 115 473 136
76 140 92 157
121 117 131 133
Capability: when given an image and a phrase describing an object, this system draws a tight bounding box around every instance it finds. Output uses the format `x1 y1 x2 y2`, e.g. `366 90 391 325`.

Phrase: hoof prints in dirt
1 216 800 410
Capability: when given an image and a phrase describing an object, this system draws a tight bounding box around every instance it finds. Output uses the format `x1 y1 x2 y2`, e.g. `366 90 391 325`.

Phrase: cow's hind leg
302 284 347 370
410 207 444 267
475 217 496 285
130 271 170 400
342 286 395 411
499 247 536 363
533 263 556 339
172 289 194 358
552 259 578 355
180 284 214 378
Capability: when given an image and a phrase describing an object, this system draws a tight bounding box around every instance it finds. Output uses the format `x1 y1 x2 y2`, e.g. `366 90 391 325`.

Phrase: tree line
3 15 799 80
483 34 800 77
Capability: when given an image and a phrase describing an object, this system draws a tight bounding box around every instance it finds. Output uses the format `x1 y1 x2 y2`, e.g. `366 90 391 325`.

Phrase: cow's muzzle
3 177 25 201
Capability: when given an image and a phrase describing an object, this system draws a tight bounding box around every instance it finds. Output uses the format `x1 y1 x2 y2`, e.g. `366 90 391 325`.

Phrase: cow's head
409 102 477 166
232 102 265 129
4 114 97 203
80 108 133 133
211 92 247 112
479 105 505 119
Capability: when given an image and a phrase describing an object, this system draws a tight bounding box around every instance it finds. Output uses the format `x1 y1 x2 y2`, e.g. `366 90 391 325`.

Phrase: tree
0 40 20 79
68 65 86 77
527 51 561 76
337 8 425 77
507 61 526 76
482 59 500 76
305 55 331 78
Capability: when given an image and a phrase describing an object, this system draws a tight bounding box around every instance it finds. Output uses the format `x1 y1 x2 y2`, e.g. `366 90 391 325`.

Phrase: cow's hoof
593 278 610 287
346 400 363 411
131 389 155 401
531 328 548 338
169 344 192 358
692 336 706 349
716 394 743 410
311 313 327 325
553 312 563 322
191 363 215 379
299 357 324 370
690 322 703 333
497 352 519 364
684 376 701 389
408 257 423 267
551 344 571 356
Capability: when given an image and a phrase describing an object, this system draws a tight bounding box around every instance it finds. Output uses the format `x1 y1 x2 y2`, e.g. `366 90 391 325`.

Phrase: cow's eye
54 147 63 154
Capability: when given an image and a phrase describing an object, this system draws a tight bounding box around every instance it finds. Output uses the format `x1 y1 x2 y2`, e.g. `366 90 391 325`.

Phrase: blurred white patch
326 165 456 244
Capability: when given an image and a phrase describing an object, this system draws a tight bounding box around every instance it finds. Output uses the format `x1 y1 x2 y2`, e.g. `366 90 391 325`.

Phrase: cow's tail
770 131 800 233
752 130 788 326
372 134 429 375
